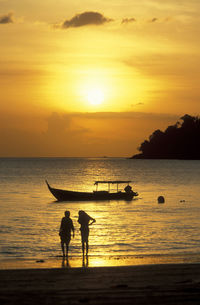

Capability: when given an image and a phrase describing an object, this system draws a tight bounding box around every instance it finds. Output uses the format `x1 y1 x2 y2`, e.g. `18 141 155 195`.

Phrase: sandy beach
0 263 200 305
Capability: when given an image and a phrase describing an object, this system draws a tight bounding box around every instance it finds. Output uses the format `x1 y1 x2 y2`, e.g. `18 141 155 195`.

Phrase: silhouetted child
78 210 96 256
59 210 74 257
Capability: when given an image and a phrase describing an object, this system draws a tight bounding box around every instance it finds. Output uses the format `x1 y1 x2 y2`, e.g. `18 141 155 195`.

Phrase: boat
46 180 138 201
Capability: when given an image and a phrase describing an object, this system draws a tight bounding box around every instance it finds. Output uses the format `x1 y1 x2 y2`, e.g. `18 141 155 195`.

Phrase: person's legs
85 232 89 255
81 232 85 255
82 241 85 255
65 235 71 257
86 241 89 255
61 242 65 257
66 244 69 257
81 230 89 255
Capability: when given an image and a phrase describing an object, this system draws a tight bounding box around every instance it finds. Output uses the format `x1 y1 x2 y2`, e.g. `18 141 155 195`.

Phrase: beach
0 263 200 305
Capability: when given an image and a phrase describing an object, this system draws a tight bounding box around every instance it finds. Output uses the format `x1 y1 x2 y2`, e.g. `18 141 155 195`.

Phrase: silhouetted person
59 210 74 257
124 184 133 193
78 210 96 256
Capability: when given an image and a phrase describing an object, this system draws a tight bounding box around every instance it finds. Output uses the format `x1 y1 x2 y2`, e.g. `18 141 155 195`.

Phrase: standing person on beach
59 210 75 257
78 210 96 256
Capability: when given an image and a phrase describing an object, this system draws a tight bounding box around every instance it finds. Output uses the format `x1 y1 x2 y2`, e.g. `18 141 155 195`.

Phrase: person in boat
124 184 133 194
78 210 96 256
59 210 75 257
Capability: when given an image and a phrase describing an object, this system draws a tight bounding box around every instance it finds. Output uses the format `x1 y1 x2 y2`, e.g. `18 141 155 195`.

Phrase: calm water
0 158 200 266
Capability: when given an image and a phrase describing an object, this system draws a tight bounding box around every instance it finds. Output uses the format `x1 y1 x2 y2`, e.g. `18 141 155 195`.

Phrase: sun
86 87 104 106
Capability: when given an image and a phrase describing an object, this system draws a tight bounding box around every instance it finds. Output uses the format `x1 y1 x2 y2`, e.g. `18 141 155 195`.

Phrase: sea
0 157 200 268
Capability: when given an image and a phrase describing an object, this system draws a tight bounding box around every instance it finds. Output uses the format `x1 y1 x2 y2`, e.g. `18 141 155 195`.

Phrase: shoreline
1 263 200 304
1 252 200 270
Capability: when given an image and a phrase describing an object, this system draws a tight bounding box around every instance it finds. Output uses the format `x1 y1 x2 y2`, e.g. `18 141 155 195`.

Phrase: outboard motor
124 185 132 193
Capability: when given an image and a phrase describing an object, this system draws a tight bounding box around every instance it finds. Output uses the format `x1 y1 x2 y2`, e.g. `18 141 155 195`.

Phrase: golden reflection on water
2 253 200 270
1 158 200 268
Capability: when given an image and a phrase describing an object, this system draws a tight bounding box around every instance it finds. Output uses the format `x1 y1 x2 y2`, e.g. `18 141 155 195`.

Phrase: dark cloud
0 12 13 24
130 102 145 109
121 18 136 24
134 102 144 106
121 17 171 25
150 18 158 23
61 11 113 29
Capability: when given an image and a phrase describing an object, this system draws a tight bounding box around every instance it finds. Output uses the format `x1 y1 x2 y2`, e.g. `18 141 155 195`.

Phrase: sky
1 0 200 157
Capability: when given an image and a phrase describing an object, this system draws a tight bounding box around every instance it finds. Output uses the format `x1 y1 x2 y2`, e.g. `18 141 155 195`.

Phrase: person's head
78 210 85 216
78 210 90 222
65 210 70 217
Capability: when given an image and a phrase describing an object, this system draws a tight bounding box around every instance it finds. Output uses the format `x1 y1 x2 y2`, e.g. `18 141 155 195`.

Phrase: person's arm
71 220 75 238
89 217 96 226
59 218 64 235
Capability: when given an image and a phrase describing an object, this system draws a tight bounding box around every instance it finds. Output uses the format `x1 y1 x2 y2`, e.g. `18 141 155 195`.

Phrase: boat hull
46 181 137 201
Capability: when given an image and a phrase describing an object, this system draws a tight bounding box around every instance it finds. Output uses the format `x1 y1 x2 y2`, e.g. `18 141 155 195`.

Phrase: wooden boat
46 180 138 201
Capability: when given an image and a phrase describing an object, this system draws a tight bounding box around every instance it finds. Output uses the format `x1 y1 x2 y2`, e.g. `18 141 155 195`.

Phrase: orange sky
1 0 200 157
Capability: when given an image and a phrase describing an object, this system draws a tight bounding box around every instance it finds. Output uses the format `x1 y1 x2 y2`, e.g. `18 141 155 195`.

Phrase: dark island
131 114 200 159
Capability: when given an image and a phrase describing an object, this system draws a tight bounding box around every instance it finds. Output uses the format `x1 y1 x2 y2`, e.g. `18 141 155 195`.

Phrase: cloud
121 16 171 25
60 11 113 29
0 111 179 157
124 53 200 79
131 102 144 107
121 18 136 24
0 12 13 24
149 17 159 23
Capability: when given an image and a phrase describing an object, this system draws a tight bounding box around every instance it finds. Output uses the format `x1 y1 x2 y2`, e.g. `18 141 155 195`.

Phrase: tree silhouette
131 114 200 159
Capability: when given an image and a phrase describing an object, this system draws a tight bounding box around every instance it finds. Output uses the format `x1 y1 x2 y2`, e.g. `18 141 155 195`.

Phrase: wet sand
1 252 200 270
0 263 200 305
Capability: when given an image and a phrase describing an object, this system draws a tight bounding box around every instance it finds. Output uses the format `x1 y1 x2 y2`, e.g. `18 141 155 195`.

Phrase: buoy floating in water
157 196 165 203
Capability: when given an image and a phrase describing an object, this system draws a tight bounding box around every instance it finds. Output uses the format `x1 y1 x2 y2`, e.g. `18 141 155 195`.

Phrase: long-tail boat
46 180 138 201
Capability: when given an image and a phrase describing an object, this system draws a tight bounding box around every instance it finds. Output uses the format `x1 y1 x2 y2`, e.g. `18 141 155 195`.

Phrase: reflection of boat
46 180 138 201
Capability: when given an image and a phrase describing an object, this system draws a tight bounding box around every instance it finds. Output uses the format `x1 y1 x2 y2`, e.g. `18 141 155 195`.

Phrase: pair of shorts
60 234 71 244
